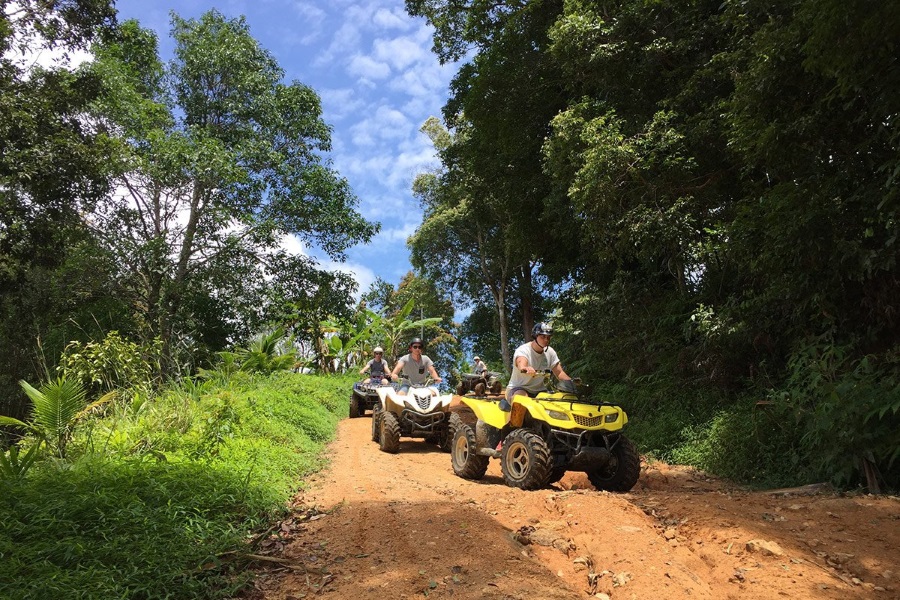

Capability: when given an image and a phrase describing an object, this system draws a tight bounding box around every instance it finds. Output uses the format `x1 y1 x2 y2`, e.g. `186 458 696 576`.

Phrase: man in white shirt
473 356 487 376
501 322 573 411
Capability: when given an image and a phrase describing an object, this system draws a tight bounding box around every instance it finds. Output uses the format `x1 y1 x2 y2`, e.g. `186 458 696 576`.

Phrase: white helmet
474 356 480 361
373 346 384 353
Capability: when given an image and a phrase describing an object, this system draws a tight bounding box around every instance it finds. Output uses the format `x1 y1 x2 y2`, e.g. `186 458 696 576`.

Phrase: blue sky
115 0 455 298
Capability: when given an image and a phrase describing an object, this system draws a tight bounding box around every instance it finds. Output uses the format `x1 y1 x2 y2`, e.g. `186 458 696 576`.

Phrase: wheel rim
454 434 470 464
505 441 530 481
593 454 619 481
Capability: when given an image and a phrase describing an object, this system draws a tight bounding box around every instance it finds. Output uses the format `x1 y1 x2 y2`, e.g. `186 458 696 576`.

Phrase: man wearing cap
360 347 391 385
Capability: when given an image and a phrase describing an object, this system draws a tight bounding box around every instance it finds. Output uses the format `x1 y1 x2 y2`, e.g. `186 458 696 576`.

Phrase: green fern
12 378 115 458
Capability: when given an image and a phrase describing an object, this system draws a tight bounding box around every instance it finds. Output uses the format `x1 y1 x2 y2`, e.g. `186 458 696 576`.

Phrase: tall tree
86 13 376 374
0 0 118 418
410 117 518 371
407 0 567 366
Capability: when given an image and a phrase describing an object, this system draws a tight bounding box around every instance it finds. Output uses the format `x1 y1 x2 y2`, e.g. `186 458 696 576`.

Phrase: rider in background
360 346 390 385
391 337 442 395
473 355 487 376
500 322 572 411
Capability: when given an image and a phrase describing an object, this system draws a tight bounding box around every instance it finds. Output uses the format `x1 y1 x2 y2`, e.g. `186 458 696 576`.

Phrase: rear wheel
349 393 361 418
501 429 552 490
587 435 640 492
451 425 489 480
379 411 401 454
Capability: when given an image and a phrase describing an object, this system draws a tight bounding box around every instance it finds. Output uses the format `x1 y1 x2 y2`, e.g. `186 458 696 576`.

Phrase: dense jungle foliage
407 0 900 490
1 0 898 495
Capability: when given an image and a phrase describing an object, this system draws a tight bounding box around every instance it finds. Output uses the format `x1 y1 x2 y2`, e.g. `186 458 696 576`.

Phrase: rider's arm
515 355 534 374
552 361 571 380
428 364 442 382
390 360 404 380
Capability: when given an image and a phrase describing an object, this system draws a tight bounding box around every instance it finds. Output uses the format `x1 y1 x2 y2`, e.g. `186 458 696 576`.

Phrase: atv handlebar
520 368 553 377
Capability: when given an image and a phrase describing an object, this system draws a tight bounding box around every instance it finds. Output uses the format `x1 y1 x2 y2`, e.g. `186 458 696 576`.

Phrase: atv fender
461 395 628 432
376 386 401 411
458 397 510 430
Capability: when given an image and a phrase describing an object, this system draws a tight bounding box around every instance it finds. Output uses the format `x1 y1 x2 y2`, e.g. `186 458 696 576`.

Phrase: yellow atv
450 373 640 491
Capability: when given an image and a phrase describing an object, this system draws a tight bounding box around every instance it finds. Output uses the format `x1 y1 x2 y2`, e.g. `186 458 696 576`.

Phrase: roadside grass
0 371 356 600
599 381 814 489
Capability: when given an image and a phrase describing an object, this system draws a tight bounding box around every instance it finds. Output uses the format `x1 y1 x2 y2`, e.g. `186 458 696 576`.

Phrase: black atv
455 371 503 397
349 378 394 418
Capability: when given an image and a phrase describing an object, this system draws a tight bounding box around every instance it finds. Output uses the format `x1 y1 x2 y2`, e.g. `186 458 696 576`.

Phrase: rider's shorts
501 387 544 411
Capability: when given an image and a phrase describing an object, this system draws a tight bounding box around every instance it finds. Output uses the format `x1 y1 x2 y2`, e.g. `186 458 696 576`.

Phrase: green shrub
58 331 162 393
771 337 900 488
0 371 352 600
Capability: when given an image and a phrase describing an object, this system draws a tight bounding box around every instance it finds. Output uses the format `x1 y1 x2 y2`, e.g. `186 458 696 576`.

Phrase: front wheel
441 412 464 453
546 467 567 486
500 429 552 490
349 393 361 418
371 403 382 442
451 424 489 480
587 435 640 492
379 411 401 454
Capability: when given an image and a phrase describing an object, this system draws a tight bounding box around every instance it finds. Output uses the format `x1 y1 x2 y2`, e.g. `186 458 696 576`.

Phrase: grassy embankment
0 371 356 600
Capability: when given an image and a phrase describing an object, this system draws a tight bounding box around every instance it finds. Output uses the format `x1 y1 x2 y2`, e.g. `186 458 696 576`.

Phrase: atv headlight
604 412 619 423
546 410 570 421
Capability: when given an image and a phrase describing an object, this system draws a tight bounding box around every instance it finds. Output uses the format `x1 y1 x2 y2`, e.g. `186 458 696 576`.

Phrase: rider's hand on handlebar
519 366 537 376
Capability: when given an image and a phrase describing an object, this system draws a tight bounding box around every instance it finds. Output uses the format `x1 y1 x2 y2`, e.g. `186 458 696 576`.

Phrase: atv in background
372 380 457 454
450 371 640 491
349 378 395 418
456 371 504 397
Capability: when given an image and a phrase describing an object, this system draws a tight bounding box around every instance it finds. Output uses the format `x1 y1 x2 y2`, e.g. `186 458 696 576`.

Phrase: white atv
372 380 457 453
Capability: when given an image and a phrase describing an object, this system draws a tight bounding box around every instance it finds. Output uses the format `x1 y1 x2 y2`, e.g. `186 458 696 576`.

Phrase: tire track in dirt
245 417 900 600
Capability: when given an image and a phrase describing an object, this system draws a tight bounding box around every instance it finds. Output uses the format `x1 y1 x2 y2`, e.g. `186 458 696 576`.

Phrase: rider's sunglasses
374 351 383 354
411 345 422 349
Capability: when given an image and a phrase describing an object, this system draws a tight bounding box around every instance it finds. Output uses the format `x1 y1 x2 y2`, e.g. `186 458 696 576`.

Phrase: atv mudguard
459 393 628 432
377 386 454 413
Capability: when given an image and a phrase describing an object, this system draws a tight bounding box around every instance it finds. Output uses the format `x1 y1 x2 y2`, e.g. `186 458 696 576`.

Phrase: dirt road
247 416 900 600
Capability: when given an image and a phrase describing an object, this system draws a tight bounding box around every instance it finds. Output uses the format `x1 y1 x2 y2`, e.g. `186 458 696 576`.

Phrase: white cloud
319 258 377 300
372 35 428 71
372 7 414 31
279 233 309 256
348 105 413 147
347 53 392 80
318 87 366 121
313 19 363 67
291 1 328 28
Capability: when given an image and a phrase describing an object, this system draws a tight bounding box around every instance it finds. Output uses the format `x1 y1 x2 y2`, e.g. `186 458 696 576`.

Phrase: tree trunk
496 286 510 375
517 264 535 341
160 184 204 379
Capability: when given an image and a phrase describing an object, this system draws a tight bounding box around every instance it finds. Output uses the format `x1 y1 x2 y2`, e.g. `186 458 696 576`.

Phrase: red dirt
245 415 900 600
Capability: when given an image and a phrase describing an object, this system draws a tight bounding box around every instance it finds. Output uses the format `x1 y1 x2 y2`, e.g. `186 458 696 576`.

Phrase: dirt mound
244 418 900 599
